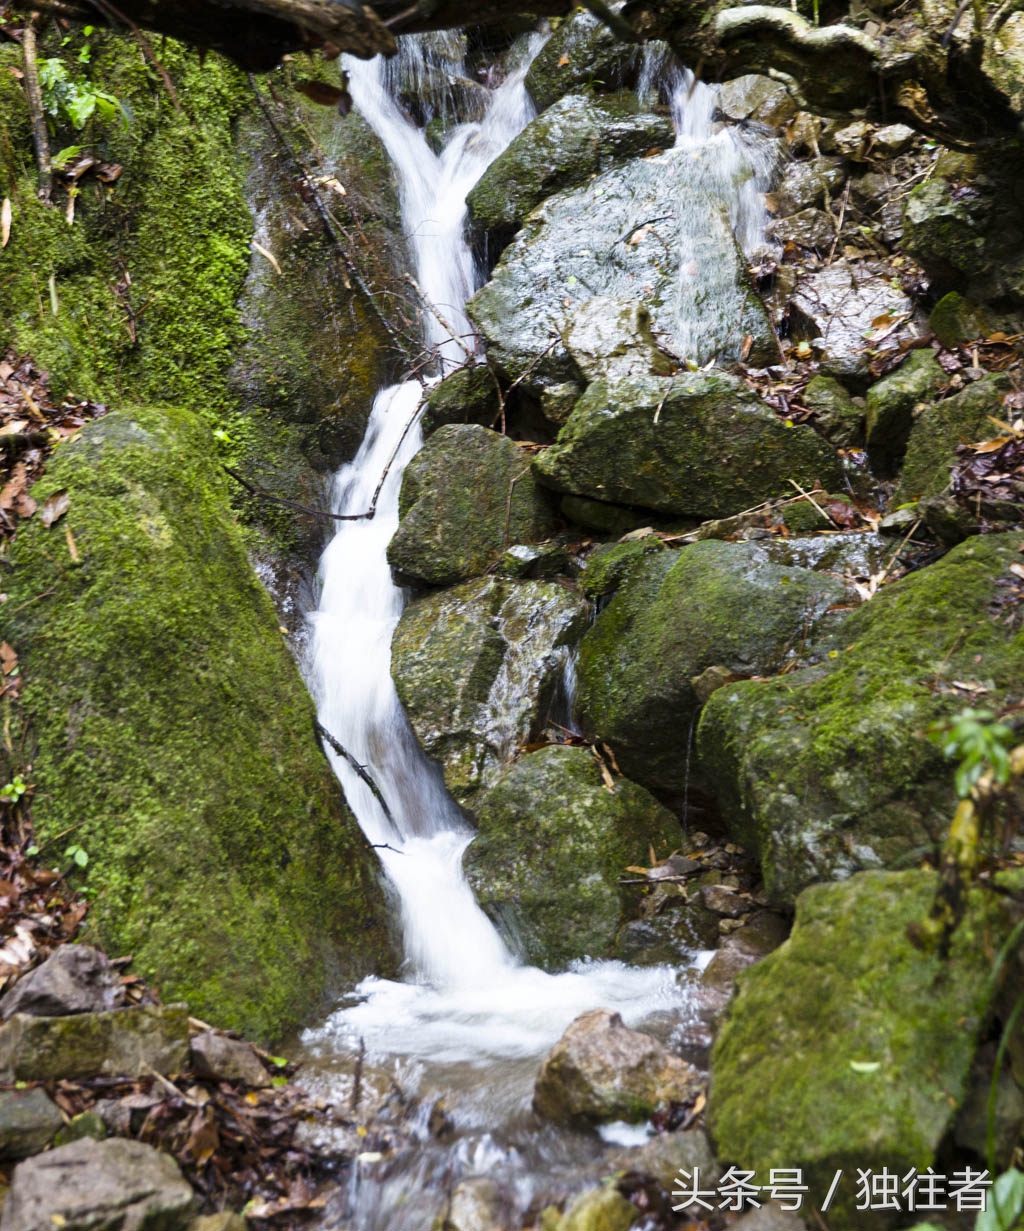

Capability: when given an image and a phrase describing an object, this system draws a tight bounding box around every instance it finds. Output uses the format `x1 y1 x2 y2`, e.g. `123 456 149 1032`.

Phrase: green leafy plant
38 54 129 132
928 707 1017 799
0 775 28 804
64 843 89 869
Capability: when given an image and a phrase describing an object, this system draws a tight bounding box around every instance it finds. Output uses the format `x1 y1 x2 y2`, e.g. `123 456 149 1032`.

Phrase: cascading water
301 26 768 1227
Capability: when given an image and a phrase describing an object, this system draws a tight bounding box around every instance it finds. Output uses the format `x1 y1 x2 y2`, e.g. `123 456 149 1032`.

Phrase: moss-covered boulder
387 425 558 586
928 292 994 349
524 10 636 112
802 375 864 449
698 533 1024 903
468 151 775 394
467 94 672 237
533 374 843 519
463 746 679 966
576 540 845 795
391 578 588 805
902 178 990 289
421 364 500 437
864 349 945 473
709 870 1024 1230
580 537 668 600
895 373 1013 503
3 407 393 1040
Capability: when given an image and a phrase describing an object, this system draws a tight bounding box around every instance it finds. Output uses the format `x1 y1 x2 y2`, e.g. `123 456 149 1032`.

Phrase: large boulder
4 407 393 1040
391 578 588 805
463 745 680 966
0 1137 194 1231
709 870 1024 1231
576 539 846 795
524 10 637 112
698 533 1024 903
534 1008 701 1123
533 373 842 520
467 94 673 237
387 424 559 586
468 151 775 394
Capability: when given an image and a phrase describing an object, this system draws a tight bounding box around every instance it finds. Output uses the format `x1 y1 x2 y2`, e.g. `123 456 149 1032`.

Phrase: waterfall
304 34 686 1068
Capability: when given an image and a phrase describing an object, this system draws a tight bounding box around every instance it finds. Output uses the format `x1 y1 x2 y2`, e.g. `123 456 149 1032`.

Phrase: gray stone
0 1088 63 1160
391 578 588 804
533 373 843 521
0 945 125 1021
422 364 499 437
770 158 845 216
864 348 944 473
718 75 799 126
464 745 681 967
606 1127 720 1190
0 1137 194 1231
437 1178 503 1231
801 375 864 449
469 150 775 396
468 94 673 235
534 1009 701 1124
700 884 748 918
0 1004 190 1083
388 424 558 586
871 123 916 156
770 207 835 251
524 10 634 112
189 1031 271 1088
788 260 917 385
561 297 674 385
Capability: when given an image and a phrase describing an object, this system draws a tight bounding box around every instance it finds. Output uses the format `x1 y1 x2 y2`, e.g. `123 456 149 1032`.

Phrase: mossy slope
4 407 395 1041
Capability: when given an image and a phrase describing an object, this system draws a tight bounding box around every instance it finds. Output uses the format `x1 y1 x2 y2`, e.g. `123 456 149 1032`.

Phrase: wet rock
581 540 668 603
0 1004 189 1083
871 123 917 156
524 10 634 112
699 884 748 918
468 95 673 236
388 424 558 586
802 376 863 449
718 75 799 127
562 298 674 385
928 291 993 349
534 1009 701 1124
555 1187 637 1231
435 1178 504 1231
189 1031 271 1088
576 539 845 795
392 578 588 804
902 177 988 287
533 373 842 520
0 1088 63 1160
864 348 944 472
896 373 1012 503
770 158 845 216
0 945 125 1021
0 1137 194 1231
606 1126 720 1190
469 150 775 394
788 260 917 385
422 364 499 437
698 533 1024 902
540 383 585 430
464 746 680 966
829 120 873 160
709 869 1024 1231
770 207 834 251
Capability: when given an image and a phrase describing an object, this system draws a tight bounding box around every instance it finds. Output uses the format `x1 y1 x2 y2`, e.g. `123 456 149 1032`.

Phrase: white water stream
301 28 769 1224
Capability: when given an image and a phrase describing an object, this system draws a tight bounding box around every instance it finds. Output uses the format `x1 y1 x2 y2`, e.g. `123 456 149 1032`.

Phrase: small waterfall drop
305 35 685 1069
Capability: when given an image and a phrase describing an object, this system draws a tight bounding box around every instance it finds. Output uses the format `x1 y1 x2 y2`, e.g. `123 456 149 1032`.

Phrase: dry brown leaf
39 489 70 528
0 642 17 674
0 419 28 436
65 524 80 563
557 53 570 67
1 197 10 249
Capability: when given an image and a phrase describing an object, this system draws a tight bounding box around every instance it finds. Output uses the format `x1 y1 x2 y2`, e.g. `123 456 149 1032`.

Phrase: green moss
580 537 666 599
709 869 1023 1231
5 407 394 1041
463 746 680 967
864 349 944 473
698 533 1024 902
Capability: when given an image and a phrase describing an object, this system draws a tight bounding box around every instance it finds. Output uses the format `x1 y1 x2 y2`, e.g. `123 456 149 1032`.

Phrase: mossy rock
928 292 993 349
533 373 843 520
802 375 864 449
391 577 588 805
463 746 680 967
3 407 394 1040
864 349 945 474
422 364 500 436
576 539 846 795
467 93 672 237
895 373 1012 504
709 869 1024 1231
698 533 1024 903
387 424 559 586
902 178 988 286
580 537 667 599
524 10 636 111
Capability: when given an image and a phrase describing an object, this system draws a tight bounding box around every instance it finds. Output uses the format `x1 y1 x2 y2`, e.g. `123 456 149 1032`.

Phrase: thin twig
787 478 834 524
85 0 180 110
350 1036 365 1112
364 390 428 516
826 179 851 265
315 720 396 827
21 21 52 203
404 274 474 362
222 465 367 522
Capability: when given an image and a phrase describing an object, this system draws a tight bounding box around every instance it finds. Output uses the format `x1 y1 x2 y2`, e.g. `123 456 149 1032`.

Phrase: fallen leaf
557 53 570 67
0 419 28 436
39 489 70 528
1 197 10 249
0 642 17 674
65 525 79 563
94 162 123 184
1009 563 1024 582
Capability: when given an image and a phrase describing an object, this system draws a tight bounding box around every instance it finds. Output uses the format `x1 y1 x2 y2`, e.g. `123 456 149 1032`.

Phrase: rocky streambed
1 6 1023 1231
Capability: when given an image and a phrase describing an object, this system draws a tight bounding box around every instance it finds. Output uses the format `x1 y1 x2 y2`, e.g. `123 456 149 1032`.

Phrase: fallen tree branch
315 720 397 827
20 19 52 204
222 464 368 522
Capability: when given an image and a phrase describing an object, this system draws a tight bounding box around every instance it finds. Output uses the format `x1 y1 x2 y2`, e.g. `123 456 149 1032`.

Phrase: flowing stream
302 31 767 1227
